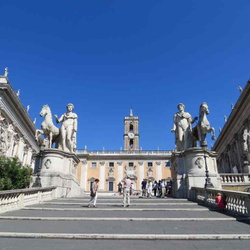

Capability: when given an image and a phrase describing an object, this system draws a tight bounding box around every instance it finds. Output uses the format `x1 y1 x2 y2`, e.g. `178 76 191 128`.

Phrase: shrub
0 157 33 190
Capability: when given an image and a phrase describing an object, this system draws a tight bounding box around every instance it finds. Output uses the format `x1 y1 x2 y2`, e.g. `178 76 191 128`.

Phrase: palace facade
213 80 250 174
0 71 39 167
76 110 172 192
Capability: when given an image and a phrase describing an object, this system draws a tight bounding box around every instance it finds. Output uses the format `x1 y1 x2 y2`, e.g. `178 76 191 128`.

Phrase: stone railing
0 187 57 214
191 187 250 216
76 149 172 155
220 173 250 184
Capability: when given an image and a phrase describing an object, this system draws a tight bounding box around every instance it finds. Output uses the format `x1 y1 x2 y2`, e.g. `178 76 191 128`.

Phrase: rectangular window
109 162 114 167
165 161 171 167
91 162 97 168
148 162 153 167
129 162 134 167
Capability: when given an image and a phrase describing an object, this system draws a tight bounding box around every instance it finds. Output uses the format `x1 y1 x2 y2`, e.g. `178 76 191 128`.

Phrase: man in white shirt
122 176 132 207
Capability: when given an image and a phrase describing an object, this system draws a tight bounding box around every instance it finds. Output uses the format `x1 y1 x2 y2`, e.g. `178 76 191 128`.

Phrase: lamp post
204 150 214 189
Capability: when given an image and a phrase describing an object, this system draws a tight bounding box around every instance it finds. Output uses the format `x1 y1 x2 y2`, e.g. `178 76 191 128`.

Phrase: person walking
122 176 132 207
88 179 99 208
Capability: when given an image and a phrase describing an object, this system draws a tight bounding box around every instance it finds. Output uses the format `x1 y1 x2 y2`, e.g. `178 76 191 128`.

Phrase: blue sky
1 0 250 150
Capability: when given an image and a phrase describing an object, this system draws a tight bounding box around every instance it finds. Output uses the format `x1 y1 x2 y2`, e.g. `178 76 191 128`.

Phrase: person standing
141 179 147 197
153 181 158 197
88 179 99 208
157 180 162 198
146 179 153 198
122 176 132 207
117 182 122 195
161 180 166 198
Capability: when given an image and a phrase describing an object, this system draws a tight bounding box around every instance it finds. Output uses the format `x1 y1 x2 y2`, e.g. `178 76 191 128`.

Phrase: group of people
141 179 172 198
117 180 134 196
87 179 227 214
87 176 133 208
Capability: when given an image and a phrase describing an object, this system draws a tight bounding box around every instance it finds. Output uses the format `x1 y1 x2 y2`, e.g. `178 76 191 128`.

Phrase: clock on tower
124 109 139 150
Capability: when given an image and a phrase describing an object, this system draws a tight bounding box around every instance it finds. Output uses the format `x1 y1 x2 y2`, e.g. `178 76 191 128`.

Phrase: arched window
129 123 134 132
130 139 134 148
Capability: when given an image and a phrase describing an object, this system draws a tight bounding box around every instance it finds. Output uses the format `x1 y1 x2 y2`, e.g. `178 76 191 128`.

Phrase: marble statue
171 103 197 151
55 103 78 153
4 67 8 77
16 89 20 97
26 105 30 112
243 128 249 154
238 86 243 93
35 105 60 148
192 102 216 147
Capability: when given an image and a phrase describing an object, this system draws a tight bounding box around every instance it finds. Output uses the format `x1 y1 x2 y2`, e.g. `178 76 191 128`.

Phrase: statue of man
171 103 197 151
4 67 8 77
55 103 78 153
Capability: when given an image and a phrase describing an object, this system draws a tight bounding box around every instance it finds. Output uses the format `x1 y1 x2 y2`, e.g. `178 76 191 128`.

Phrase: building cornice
0 76 39 151
213 80 250 153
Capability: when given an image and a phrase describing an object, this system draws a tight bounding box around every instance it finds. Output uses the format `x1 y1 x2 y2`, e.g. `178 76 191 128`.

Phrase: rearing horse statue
192 102 216 148
35 105 60 148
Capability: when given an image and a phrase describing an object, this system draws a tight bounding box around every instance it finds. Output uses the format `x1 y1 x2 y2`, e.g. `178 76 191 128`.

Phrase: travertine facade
76 149 172 192
0 74 39 167
213 80 250 174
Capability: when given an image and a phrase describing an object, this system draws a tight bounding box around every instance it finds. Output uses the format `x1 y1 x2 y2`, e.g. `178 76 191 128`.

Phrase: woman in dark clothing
153 181 158 197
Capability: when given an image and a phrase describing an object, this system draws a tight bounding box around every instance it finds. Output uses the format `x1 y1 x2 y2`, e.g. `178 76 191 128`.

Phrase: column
138 161 144 190
156 161 162 181
99 162 105 191
81 160 88 190
26 148 33 166
17 137 25 162
117 162 123 182
22 145 29 166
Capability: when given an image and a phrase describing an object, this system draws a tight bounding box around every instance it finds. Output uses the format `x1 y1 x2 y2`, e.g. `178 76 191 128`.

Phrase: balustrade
220 173 250 184
0 187 57 214
76 149 172 155
191 187 250 216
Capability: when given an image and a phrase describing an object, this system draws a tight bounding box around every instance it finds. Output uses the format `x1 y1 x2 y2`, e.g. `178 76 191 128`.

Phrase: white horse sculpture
192 102 216 148
35 105 60 148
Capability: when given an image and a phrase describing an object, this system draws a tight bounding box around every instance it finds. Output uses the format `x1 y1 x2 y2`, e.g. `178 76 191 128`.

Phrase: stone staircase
0 195 249 249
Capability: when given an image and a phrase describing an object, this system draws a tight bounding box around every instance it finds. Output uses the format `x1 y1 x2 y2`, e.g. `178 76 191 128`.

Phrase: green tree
0 157 33 190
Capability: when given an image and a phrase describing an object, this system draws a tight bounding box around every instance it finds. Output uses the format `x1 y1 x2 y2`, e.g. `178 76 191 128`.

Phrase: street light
204 150 214 189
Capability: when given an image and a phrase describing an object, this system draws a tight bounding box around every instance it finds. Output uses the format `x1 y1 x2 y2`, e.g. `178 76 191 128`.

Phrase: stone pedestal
33 148 82 197
171 147 221 199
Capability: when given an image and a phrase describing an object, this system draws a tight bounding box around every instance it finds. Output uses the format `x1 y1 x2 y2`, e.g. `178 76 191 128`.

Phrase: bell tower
124 109 139 150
